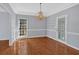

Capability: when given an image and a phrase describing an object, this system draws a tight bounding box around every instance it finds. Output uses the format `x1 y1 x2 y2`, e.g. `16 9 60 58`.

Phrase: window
19 19 27 36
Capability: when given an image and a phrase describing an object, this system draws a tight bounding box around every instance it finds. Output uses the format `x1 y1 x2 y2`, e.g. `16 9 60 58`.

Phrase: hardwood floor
0 40 9 54
0 37 79 55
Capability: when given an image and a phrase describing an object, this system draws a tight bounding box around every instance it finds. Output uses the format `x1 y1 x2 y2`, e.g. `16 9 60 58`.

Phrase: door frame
17 17 28 39
56 15 67 42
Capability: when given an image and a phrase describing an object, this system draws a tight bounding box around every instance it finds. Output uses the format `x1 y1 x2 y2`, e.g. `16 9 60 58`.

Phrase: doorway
18 19 27 38
56 15 67 42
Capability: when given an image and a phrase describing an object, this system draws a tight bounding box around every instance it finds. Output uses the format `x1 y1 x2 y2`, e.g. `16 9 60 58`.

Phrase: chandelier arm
40 3 42 11
36 3 46 20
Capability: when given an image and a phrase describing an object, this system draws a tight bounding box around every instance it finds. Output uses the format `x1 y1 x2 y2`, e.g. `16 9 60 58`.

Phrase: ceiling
0 5 6 12
9 3 78 16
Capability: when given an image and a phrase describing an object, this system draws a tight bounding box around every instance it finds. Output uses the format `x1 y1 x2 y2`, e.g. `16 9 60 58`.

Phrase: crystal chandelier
36 3 46 20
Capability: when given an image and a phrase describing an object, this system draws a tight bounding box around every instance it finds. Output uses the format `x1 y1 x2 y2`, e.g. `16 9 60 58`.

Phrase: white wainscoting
47 30 79 50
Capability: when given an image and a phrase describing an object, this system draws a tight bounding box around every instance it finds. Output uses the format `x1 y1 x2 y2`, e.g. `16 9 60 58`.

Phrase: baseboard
47 35 79 50
9 35 46 46
9 35 79 51
27 35 46 38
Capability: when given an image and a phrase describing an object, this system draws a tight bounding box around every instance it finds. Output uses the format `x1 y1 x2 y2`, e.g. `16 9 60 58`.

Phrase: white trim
47 30 79 36
9 34 79 50
47 4 78 17
0 39 9 40
27 35 46 38
56 15 68 43
26 16 28 38
68 32 79 36
9 35 46 46
47 35 79 50
9 3 78 17
65 15 68 43
17 16 29 39
47 29 56 32
28 29 46 31
56 15 58 39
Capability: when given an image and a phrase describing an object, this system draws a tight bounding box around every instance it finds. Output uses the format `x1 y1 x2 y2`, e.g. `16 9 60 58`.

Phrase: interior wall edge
47 35 79 50
9 33 79 51
47 4 79 17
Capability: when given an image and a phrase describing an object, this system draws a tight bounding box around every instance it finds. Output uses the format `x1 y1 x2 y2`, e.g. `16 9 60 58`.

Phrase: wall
16 14 47 38
0 3 16 45
0 12 10 40
28 15 47 38
47 4 79 49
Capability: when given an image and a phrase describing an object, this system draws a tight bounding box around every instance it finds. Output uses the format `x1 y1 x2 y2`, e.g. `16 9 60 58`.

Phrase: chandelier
36 3 46 20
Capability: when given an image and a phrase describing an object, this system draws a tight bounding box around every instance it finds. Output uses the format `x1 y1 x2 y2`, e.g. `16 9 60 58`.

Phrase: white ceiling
9 3 78 16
